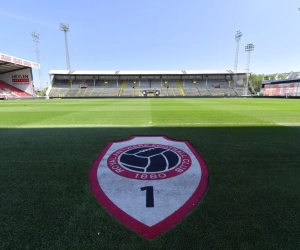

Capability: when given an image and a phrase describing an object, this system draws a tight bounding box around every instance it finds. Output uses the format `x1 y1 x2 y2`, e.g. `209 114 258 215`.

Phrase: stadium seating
150 80 162 89
208 80 236 96
168 80 181 96
90 81 105 97
264 83 300 96
235 78 245 87
234 88 250 96
194 81 210 96
48 77 252 98
181 81 200 96
49 80 70 97
101 82 119 96
139 80 150 89
122 81 134 97
160 86 167 96
0 81 31 98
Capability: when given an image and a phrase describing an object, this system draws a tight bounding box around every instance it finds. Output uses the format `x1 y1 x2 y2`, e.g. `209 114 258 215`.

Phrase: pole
64 31 71 70
234 31 243 89
60 23 71 71
31 30 43 89
245 43 255 95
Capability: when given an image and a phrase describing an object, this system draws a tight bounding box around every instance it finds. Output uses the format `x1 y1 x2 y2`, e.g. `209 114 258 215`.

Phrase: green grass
1 98 300 249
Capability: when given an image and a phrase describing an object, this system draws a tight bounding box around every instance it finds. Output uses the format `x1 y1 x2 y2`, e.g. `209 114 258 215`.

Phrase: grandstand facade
0 52 39 98
48 70 249 97
262 71 300 97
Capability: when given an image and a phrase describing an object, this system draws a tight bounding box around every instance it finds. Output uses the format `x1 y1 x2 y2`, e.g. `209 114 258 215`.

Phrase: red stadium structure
262 72 300 97
0 52 39 99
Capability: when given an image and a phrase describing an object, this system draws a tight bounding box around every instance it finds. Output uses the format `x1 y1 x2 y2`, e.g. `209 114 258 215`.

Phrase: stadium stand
150 80 161 89
234 88 250 96
208 80 236 96
64 81 82 97
49 80 70 97
83 84 95 97
167 80 181 96
181 80 200 96
0 52 38 98
264 83 300 96
90 81 105 97
139 80 150 89
102 81 119 97
0 81 31 98
48 70 249 98
289 72 300 79
122 81 134 97
196 81 211 96
261 71 300 96
160 84 167 96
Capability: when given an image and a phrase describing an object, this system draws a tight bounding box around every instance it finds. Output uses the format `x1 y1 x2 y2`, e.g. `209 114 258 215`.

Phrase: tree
249 74 264 92
278 74 286 80
263 75 274 80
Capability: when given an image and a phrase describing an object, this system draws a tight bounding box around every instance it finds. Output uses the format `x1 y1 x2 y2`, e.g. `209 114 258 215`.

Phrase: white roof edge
0 52 40 69
49 70 248 75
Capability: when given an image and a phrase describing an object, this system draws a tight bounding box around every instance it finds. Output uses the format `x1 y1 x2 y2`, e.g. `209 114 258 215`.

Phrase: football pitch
1 98 300 249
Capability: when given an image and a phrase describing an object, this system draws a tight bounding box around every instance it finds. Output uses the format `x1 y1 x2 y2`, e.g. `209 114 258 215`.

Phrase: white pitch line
1 122 300 129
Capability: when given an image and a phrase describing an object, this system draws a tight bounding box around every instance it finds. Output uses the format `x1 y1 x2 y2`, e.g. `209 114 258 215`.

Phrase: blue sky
1 0 300 88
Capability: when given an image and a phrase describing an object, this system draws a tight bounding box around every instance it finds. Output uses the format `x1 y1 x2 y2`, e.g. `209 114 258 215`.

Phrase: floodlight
60 23 71 70
235 30 243 42
31 30 43 89
245 43 255 52
60 23 69 32
234 30 243 88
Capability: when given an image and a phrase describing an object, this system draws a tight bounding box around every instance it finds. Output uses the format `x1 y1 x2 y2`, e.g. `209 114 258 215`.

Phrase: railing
176 80 185 96
118 81 126 96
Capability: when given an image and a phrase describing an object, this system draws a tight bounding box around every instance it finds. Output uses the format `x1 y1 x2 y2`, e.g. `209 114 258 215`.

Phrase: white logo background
97 137 202 227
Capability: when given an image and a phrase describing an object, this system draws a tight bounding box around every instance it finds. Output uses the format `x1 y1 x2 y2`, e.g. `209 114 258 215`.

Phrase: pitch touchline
2 122 300 128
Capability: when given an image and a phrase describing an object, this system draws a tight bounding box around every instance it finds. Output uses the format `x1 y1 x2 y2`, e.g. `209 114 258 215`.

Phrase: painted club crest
89 136 209 239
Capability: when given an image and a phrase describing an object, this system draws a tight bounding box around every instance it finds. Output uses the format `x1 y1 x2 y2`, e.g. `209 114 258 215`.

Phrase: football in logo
90 136 209 239
119 146 179 173
107 143 192 180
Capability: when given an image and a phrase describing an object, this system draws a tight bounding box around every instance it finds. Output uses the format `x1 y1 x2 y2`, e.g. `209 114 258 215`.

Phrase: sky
1 0 300 88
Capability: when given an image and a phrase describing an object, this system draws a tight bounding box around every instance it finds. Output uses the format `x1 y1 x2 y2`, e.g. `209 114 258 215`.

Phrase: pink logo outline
89 136 209 239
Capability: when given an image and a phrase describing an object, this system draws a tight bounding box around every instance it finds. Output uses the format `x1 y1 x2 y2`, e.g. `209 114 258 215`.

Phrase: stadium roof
262 71 300 85
49 70 248 76
0 52 40 74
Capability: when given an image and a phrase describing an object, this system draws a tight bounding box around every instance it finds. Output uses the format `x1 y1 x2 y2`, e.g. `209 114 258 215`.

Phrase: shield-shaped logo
89 136 209 239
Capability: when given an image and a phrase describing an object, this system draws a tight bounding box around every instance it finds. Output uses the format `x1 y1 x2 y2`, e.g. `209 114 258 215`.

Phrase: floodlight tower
245 43 255 72
60 23 71 70
31 30 43 90
245 43 255 95
234 30 243 88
